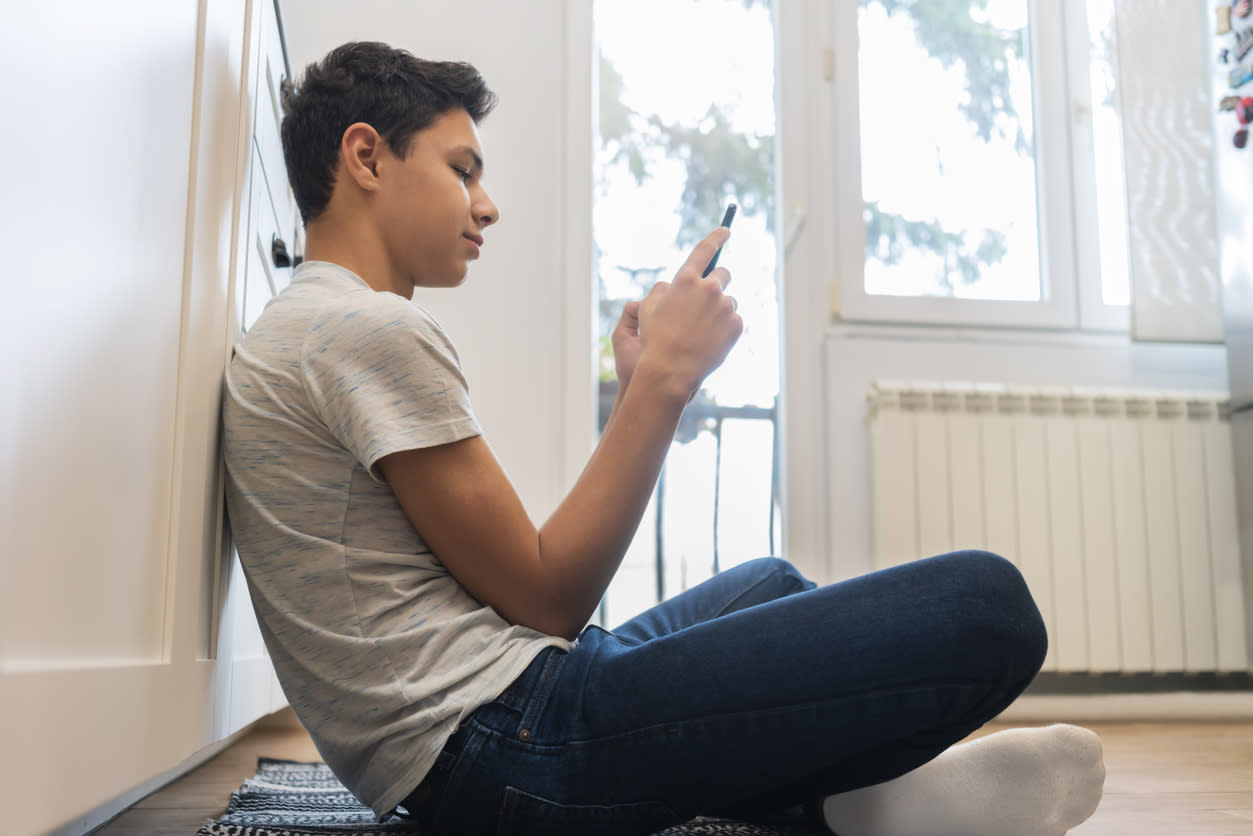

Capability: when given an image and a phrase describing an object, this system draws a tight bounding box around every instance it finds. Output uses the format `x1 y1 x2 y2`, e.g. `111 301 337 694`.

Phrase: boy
223 41 1105 835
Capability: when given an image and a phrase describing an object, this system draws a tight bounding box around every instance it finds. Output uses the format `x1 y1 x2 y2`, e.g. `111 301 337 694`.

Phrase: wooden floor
92 713 1253 835
91 713 321 836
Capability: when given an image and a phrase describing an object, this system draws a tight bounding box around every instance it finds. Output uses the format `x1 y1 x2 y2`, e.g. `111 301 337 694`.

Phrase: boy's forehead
420 109 484 157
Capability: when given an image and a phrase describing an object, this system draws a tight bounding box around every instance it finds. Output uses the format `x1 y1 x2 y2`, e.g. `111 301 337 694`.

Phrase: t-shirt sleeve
300 293 481 482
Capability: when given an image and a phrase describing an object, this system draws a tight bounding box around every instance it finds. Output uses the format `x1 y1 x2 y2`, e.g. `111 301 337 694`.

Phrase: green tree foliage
597 52 773 251
865 200 1009 288
657 107 773 250
598 52 650 186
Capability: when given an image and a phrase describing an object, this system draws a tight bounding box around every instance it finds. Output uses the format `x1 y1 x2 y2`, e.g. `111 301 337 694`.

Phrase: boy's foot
820 723 1105 836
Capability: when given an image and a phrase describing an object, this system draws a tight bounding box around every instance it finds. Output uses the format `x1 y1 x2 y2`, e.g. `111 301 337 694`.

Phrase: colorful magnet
1236 127 1249 148
1221 94 1242 110
1238 0 1253 19
1235 28 1253 62
1220 4 1234 33
1238 97 1253 123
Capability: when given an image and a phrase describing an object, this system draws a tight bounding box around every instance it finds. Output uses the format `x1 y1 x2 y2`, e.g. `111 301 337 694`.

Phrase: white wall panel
1 1 197 667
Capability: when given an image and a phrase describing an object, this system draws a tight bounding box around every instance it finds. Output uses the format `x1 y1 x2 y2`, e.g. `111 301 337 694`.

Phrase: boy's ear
339 122 385 192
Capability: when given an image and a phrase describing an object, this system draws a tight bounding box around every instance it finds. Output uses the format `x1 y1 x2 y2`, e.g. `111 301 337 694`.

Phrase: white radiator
867 381 1249 675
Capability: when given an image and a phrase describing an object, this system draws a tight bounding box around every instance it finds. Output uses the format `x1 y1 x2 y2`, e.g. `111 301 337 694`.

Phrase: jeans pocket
497 785 682 836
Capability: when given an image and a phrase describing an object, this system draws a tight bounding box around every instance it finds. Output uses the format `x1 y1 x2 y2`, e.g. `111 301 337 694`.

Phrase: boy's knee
944 550 1048 678
945 550 1030 602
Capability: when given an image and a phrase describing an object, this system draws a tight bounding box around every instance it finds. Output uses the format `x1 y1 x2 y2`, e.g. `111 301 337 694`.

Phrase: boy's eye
452 166 472 183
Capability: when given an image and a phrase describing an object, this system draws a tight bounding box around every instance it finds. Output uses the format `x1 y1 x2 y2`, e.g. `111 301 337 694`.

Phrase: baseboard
1000 691 1253 722
66 723 258 836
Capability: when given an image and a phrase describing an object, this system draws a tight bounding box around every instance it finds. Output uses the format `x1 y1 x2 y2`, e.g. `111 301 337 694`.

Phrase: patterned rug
195 758 826 836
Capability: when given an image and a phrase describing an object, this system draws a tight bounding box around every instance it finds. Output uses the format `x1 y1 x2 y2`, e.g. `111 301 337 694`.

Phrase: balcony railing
597 381 780 621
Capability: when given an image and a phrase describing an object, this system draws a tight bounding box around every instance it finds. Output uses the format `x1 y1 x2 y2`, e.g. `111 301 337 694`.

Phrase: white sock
820 724 1106 836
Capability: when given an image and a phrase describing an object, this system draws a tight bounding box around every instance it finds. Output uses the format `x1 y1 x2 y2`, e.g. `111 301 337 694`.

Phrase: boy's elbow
523 612 588 642
497 598 588 642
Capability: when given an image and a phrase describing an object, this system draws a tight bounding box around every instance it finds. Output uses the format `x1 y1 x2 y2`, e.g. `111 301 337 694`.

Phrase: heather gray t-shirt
222 261 570 819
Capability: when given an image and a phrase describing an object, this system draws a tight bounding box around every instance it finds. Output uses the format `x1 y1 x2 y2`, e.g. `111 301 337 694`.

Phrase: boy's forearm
604 376 630 431
535 360 688 636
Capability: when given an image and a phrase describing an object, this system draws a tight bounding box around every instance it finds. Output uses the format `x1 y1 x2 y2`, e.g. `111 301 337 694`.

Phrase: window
832 0 1130 330
593 0 781 625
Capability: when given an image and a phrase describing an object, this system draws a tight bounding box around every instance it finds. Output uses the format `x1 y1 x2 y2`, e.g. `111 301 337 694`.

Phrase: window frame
829 0 1129 332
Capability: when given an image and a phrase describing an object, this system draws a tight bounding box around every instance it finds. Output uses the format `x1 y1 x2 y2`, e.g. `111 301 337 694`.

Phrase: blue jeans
403 551 1047 835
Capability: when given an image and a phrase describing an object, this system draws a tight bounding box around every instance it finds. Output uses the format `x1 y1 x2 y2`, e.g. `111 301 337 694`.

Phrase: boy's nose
475 190 499 227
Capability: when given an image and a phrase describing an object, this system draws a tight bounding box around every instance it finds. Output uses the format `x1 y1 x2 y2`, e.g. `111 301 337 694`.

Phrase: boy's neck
303 217 412 299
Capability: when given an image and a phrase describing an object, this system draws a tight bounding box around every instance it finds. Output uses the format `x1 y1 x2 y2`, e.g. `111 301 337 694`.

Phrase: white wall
283 1 594 525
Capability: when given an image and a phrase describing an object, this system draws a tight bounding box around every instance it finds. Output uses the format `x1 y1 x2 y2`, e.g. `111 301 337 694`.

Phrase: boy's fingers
678 227 731 280
707 266 731 292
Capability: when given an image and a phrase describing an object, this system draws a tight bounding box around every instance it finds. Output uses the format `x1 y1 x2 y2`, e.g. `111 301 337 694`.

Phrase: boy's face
374 108 498 289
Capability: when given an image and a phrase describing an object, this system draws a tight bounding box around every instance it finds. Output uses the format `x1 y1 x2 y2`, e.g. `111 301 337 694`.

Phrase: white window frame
828 0 1129 332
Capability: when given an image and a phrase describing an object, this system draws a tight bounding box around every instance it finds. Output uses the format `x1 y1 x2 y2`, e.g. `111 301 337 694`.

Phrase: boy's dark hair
280 42 497 225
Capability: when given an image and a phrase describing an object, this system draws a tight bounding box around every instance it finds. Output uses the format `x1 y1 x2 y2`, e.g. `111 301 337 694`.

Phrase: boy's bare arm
379 228 740 639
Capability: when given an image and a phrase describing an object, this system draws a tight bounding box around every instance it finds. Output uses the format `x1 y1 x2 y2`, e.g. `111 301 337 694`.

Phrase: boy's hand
636 227 743 398
611 300 642 389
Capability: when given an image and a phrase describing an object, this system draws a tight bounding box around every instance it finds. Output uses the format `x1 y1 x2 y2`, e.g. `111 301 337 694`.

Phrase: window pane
594 0 780 625
1085 0 1131 307
858 0 1041 301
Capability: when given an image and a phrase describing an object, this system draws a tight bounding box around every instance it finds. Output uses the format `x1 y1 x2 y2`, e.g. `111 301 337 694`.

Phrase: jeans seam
517 650 565 738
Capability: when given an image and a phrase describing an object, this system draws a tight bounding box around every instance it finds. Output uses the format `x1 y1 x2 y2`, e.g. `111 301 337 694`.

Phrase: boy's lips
464 233 484 247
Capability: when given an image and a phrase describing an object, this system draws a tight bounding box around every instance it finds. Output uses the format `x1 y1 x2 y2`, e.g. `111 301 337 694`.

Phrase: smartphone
702 203 737 277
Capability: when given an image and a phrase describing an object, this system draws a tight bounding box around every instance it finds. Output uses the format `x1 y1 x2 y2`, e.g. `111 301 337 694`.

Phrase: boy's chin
415 271 469 290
